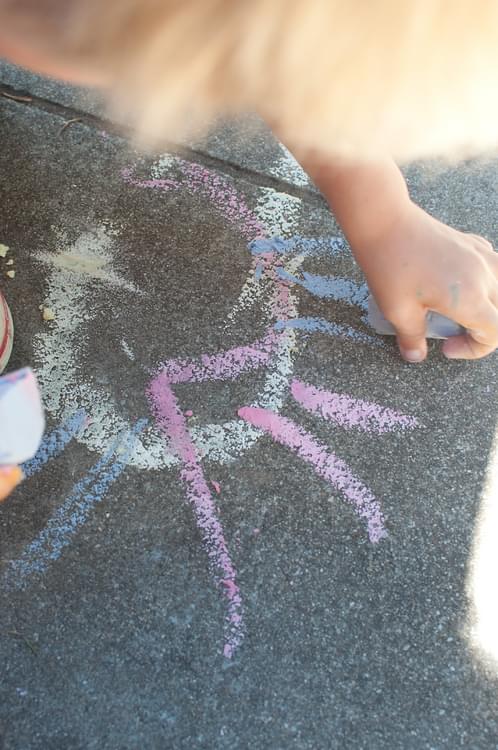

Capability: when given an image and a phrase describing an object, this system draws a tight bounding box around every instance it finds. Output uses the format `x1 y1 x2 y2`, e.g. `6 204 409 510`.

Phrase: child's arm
291 151 498 361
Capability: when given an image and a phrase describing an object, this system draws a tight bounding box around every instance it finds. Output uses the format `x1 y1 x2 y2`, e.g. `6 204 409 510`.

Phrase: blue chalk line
22 410 87 479
274 317 382 346
6 419 148 588
254 262 264 281
276 268 369 310
249 235 346 258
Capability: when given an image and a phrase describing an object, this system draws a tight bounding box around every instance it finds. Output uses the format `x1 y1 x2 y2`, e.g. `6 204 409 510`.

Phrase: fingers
387 304 428 363
441 296 498 359
0 466 23 502
387 295 498 362
442 324 498 360
441 334 489 360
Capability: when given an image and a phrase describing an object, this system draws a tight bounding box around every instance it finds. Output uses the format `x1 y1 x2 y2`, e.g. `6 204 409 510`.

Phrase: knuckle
458 281 487 309
381 303 420 329
396 329 426 343
469 254 489 278
467 232 494 251
477 236 494 252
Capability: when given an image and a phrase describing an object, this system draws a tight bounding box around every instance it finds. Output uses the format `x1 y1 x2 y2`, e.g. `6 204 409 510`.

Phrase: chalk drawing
291 381 420 434
7 420 147 586
225 188 303 328
34 159 300 470
250 236 346 258
121 339 136 362
238 407 386 543
33 224 168 471
3 150 421 659
22 410 87 479
274 316 381 346
276 268 369 309
149 374 243 658
267 142 310 188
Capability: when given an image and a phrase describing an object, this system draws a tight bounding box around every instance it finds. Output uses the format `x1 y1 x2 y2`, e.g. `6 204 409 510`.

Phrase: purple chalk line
238 407 387 543
148 374 243 659
291 381 420 433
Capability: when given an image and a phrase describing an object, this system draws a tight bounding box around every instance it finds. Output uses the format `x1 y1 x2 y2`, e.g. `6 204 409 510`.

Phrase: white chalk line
34 149 303 469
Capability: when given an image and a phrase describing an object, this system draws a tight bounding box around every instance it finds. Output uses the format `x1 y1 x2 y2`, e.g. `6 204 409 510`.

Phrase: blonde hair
1 0 498 161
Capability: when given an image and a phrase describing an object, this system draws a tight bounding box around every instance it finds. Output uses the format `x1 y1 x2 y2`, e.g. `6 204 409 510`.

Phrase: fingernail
402 349 424 363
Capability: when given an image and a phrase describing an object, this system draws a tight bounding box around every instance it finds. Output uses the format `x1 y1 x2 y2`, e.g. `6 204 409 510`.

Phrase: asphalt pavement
1 62 498 750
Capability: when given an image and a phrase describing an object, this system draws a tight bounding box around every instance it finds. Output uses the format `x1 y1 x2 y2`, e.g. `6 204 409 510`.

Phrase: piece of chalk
367 295 464 339
0 368 45 465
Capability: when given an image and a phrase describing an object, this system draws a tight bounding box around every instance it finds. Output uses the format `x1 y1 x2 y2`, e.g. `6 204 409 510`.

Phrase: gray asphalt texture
1 63 498 750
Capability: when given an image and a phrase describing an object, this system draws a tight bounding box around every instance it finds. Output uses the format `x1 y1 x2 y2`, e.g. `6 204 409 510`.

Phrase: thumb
389 306 428 363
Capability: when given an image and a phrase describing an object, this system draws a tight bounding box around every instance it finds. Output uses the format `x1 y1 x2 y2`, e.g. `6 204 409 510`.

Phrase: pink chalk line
180 161 266 243
159 330 281 384
148 374 243 658
122 160 265 243
238 407 387 543
121 168 179 193
122 159 297 325
291 380 420 433
171 160 298 322
148 332 291 658
125 156 299 656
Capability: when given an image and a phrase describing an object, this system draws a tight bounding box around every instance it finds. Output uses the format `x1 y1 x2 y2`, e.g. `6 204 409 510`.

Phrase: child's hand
281 148 497 363
357 202 498 362
0 466 23 502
